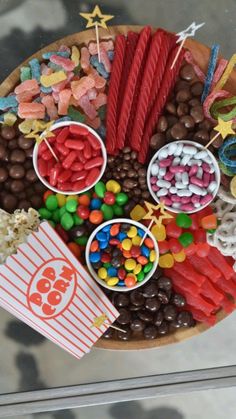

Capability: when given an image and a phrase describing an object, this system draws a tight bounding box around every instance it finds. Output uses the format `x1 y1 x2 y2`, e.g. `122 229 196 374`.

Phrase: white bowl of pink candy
33 121 107 195
147 140 220 213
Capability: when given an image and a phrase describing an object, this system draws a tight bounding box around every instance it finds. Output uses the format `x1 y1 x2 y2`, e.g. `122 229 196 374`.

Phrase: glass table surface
0 0 236 416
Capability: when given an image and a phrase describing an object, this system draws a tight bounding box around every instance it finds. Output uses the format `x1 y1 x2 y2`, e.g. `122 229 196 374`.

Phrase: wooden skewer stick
107 324 127 334
140 219 154 246
95 22 101 62
204 131 221 149
43 137 59 162
171 38 185 70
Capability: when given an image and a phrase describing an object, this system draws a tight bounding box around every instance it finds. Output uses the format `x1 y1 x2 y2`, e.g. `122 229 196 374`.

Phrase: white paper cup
147 140 220 214
85 218 159 292
33 121 107 195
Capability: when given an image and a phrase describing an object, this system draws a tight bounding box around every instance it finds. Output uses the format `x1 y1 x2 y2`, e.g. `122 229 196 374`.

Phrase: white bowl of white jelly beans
147 140 220 213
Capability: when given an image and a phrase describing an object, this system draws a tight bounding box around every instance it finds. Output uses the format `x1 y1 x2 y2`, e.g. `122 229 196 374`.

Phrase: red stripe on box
1 285 85 354
71 301 100 336
62 313 95 345
0 272 26 295
56 317 90 350
27 240 46 262
31 231 54 258
80 276 116 319
11 255 32 276
5 264 28 286
0 296 82 359
18 247 38 268
67 307 99 340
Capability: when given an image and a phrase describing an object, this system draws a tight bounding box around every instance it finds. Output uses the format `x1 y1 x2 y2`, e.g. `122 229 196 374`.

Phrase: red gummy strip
117 31 139 119
216 276 236 300
171 280 215 315
200 279 224 306
130 29 165 151
116 26 152 150
171 260 206 287
139 44 185 163
212 58 228 89
165 268 200 295
207 247 234 280
185 305 217 326
106 35 126 154
203 89 231 123
188 254 221 282
220 298 236 314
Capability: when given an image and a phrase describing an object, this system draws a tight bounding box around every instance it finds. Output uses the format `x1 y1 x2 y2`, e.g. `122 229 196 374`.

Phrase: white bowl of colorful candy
147 140 220 213
85 218 159 292
33 121 107 195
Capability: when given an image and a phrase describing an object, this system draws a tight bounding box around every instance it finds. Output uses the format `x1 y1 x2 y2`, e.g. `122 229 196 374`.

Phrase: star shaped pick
26 120 55 144
143 201 173 227
91 314 108 328
214 117 235 139
176 21 205 43
80 5 114 29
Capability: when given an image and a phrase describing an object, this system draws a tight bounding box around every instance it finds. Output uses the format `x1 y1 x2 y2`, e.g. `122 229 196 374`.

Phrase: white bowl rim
147 140 221 214
33 120 107 195
85 218 159 292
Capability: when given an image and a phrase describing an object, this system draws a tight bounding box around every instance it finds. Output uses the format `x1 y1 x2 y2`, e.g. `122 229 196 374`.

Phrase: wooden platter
0 25 235 350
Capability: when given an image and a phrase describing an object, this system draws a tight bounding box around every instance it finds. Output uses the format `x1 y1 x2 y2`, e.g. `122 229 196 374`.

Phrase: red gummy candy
166 221 182 238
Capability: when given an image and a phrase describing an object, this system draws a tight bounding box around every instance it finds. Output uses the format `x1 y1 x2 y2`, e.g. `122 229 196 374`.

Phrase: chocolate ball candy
177 311 194 327
175 80 190 92
69 225 87 239
0 144 7 160
26 169 38 183
176 89 192 103
191 81 203 96
18 200 31 210
25 147 34 158
166 115 178 127
2 193 18 212
153 311 164 327
157 289 169 304
9 164 25 179
158 321 169 335
210 130 223 148
143 325 158 340
102 327 115 339
193 130 209 145
4 179 12 191
157 276 172 291
1 126 16 140
10 180 25 193
170 123 187 140
115 294 129 308
180 64 195 81
123 179 138 189
179 115 195 130
145 297 161 312
170 320 182 329
18 135 34 150
188 98 201 107
0 167 8 182
190 106 204 123
117 308 131 325
131 151 137 159
130 290 145 306
157 116 168 133
30 195 43 209
129 304 140 311
198 119 213 131
163 304 177 321
34 182 46 194
10 149 26 163
18 191 27 199
137 309 153 323
130 318 145 332
150 133 166 150
172 293 186 307
177 103 189 117
142 282 158 298
165 102 177 115
117 326 132 341
8 139 18 150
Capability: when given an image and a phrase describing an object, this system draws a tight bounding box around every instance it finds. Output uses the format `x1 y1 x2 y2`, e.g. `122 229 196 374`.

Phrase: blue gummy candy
97 125 106 139
117 232 127 241
42 51 70 59
219 136 236 171
55 117 71 123
41 86 52 93
141 245 150 258
96 231 108 242
29 58 41 82
102 225 111 233
138 228 145 238
201 44 220 103
107 51 114 61
48 62 63 71
118 281 125 287
90 198 102 210
0 96 18 111
89 252 101 263
107 267 117 277
100 241 109 249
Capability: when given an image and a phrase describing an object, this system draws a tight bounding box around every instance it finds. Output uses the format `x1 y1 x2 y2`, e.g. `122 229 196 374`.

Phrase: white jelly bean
188 159 202 166
182 172 189 185
196 167 203 178
177 189 192 197
209 165 215 174
168 143 178 155
175 173 182 182
156 179 171 188
208 181 217 193
205 156 213 164
159 167 166 177
174 143 183 156
151 163 159 176
158 149 168 160
195 150 208 159
181 154 191 165
172 202 181 209
157 188 168 197
172 157 181 166
189 184 204 195
183 145 197 155
175 182 186 189
194 202 201 208
170 187 177 194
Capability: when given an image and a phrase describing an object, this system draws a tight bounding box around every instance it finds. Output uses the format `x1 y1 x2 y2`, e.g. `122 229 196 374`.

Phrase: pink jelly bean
171 195 181 202
58 88 71 115
180 204 195 211
181 197 191 204
41 95 58 120
191 195 200 204
202 163 211 173
189 164 198 176
190 176 204 187
200 194 213 206
169 165 185 173
203 172 210 187
100 47 111 72
78 94 97 120
80 47 90 71
151 185 159 192
50 55 75 71
161 197 172 206
164 172 175 181
159 158 172 168
92 92 107 109
62 151 77 169
150 176 157 184
210 174 215 182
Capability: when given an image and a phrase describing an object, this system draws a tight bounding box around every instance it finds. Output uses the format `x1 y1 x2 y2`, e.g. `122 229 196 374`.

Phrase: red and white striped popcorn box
0 221 119 359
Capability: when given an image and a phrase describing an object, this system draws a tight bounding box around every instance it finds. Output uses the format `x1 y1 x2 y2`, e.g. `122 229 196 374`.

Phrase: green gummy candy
52 208 61 223
95 181 106 198
115 192 129 206
101 203 114 220
218 161 235 177
176 213 192 228
68 105 85 123
112 203 124 216
66 199 78 213
59 206 67 218
61 212 74 231
20 66 31 81
103 262 111 269
73 214 84 225
98 105 106 120
75 236 88 246
178 232 194 248
45 195 58 211
38 208 52 220
73 63 82 74
137 271 145 282
143 262 153 274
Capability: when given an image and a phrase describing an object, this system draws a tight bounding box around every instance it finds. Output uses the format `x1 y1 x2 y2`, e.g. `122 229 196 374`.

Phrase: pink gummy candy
58 88 71 115
71 77 95 101
58 45 71 54
52 91 59 103
16 91 36 103
50 55 75 72
18 102 45 119
15 79 39 95
92 92 107 109
88 40 114 55
40 63 53 75
79 94 97 120
41 95 58 120
87 88 97 100
80 47 90 71
85 116 101 130
88 71 106 90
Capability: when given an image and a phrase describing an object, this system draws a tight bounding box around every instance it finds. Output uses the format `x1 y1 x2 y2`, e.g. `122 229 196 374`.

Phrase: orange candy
90 240 99 252
137 256 148 265
201 214 217 230
123 250 132 258
89 210 103 224
67 242 81 258
43 190 53 202
125 276 136 287
144 237 154 249
110 223 120 236
78 194 91 206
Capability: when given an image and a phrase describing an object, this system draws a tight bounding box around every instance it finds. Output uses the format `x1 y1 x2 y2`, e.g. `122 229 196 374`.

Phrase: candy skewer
95 22 101 62
107 324 127 333
140 219 154 246
170 38 185 70
43 137 59 162
204 118 235 149
204 131 221 149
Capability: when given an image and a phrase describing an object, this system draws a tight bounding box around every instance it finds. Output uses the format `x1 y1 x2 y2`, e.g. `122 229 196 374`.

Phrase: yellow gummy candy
214 53 236 91
98 267 107 280
230 176 236 198
132 236 142 246
56 193 66 207
107 277 119 286
159 253 174 268
133 263 142 275
71 45 80 66
127 226 138 238
122 238 132 251
3 112 17 126
151 224 166 241
172 250 186 262
40 71 67 87
130 204 147 221
125 258 136 271
149 250 156 262
67 195 78 202
19 119 34 134
106 180 121 194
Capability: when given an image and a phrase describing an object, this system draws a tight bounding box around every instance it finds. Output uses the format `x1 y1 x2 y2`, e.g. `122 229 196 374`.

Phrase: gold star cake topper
143 201 173 227
205 117 235 148
80 5 114 29
91 314 108 328
26 120 55 144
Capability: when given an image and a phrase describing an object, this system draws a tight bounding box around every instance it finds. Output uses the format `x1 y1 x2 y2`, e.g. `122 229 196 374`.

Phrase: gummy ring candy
211 96 236 122
218 136 236 173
